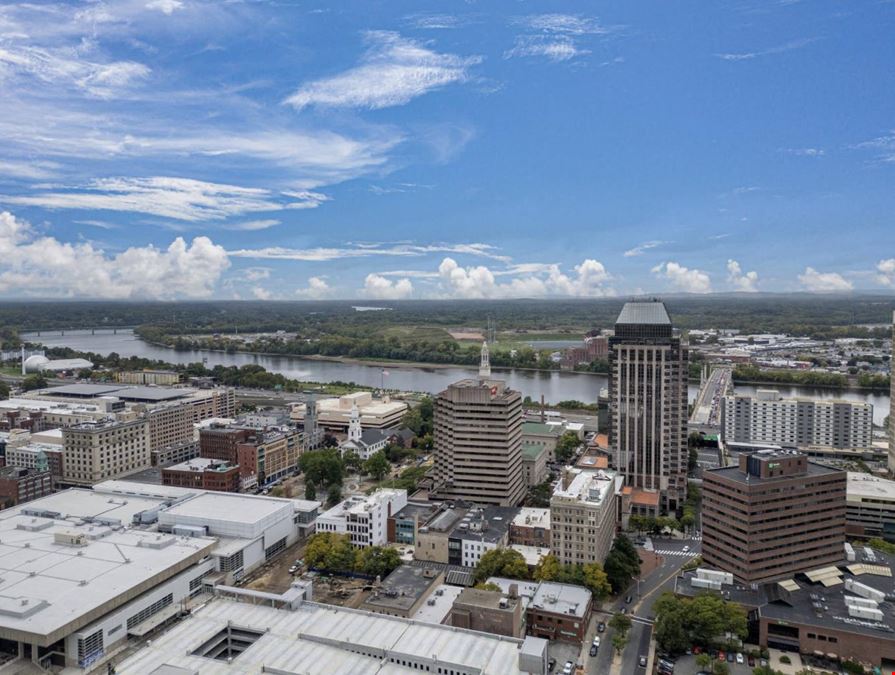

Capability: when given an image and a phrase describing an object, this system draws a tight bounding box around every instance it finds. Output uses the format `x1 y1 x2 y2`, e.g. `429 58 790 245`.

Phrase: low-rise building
846 472 895 541
116 369 181 385
527 581 593 644
150 438 199 467
316 489 408 548
449 586 523 637
291 391 408 430
510 507 551 548
388 500 441 546
162 457 242 492
361 565 445 618
521 442 549 486
550 467 617 566
0 465 53 506
339 403 391 460
236 426 302 486
4 442 64 478
448 505 517 568
521 422 563 462
415 507 466 564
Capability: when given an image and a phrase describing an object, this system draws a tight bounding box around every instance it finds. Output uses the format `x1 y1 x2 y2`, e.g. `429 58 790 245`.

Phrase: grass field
372 325 455 343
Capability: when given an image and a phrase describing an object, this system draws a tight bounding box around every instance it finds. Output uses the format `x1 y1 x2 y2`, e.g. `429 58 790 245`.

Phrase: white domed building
22 353 93 374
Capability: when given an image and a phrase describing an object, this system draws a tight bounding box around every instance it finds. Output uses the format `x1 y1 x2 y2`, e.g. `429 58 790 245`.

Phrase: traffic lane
619 619 651 674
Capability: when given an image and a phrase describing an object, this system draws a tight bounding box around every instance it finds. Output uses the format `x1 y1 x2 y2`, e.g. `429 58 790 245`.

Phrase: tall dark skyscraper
609 300 688 512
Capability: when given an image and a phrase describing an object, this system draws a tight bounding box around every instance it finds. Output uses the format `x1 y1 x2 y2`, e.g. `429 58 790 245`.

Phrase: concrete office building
62 417 151 486
723 390 873 450
520 422 563 462
550 467 618 566
316 489 408 547
609 300 689 511
431 343 526 506
702 449 847 583
116 369 181 385
290 391 407 430
150 438 199 467
846 472 895 541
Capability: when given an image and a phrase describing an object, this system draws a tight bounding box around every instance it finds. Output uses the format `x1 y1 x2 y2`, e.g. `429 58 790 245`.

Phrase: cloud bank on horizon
0 1 892 300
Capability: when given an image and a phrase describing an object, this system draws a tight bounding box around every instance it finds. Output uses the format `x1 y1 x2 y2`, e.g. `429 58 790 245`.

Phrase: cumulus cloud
0 211 229 298
285 31 479 110
362 273 414 299
651 261 712 293
434 257 613 299
875 259 895 286
296 276 332 299
726 259 759 292
798 267 853 292
4 176 285 222
251 286 272 300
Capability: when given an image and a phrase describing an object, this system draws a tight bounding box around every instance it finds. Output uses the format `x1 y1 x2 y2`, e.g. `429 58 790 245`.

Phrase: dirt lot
312 576 372 609
244 538 308 594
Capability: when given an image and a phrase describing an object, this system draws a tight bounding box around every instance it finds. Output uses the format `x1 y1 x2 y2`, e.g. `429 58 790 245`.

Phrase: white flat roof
117 597 528 675
159 491 293 527
848 472 895 501
552 467 616 504
0 493 215 644
510 544 550 566
93 480 198 501
512 507 551 530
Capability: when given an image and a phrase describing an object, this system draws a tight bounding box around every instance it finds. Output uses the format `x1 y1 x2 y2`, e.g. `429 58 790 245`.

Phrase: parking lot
666 651 761 675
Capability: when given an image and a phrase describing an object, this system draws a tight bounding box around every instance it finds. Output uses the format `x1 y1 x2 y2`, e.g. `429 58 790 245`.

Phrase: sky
0 0 894 301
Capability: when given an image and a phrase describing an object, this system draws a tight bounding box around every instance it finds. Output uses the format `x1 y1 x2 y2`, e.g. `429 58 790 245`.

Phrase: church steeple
347 401 362 442
479 341 491 380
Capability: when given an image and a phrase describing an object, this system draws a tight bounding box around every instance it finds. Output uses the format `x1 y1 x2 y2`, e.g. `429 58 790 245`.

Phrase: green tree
0 381 9 400
696 654 712 671
654 594 691 653
21 374 47 391
611 631 628 655
305 532 343 569
533 554 561 582
323 536 357 572
364 450 391 482
752 667 785 675
554 431 580 464
474 582 501 592
581 563 612 600
609 612 632 635
300 449 344 487
356 546 401 578
304 481 317 501
342 450 362 474
604 536 641 593
326 483 342 506
712 662 730 675
473 548 530 584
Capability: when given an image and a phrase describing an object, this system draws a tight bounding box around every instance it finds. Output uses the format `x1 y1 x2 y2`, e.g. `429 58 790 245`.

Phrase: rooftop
615 300 671 326
165 457 237 473
159 491 294 529
512 507 551 530
521 421 562 436
521 442 547 460
362 565 443 613
455 586 521 611
0 491 215 645
530 581 592 619
708 459 842 485
848 472 895 501
449 506 517 543
552 467 616 505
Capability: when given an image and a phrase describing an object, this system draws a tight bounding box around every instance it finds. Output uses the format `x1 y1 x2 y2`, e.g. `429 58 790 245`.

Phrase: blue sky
0 0 893 300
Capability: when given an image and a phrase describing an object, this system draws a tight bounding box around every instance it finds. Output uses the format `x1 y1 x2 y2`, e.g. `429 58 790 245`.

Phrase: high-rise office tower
432 343 525 506
609 300 688 512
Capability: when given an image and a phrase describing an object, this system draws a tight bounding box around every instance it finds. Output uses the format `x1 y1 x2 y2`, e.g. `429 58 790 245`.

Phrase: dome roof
23 355 49 373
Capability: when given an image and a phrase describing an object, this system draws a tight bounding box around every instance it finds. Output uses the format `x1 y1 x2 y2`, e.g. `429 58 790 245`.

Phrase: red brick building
162 458 241 492
0 467 53 507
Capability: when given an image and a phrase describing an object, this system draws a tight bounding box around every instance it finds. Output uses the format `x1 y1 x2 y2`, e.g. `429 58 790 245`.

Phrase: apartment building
316 489 408 548
4 442 64 478
145 388 237 451
550 467 617 566
510 507 551 548
236 427 302 486
161 457 241 492
723 389 873 450
609 300 689 511
702 449 846 583
199 425 251 464
61 418 151 486
0 466 54 506
432 344 526 506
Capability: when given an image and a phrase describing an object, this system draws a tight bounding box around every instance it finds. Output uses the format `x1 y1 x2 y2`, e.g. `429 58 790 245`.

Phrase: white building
723 390 873 450
339 402 390 460
846 472 895 541
550 467 618 566
316 489 408 547
291 391 407 430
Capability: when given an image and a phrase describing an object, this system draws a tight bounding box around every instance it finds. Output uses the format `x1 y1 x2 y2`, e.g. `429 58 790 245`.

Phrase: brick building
702 449 846 584
161 457 241 492
449 587 523 638
0 466 53 507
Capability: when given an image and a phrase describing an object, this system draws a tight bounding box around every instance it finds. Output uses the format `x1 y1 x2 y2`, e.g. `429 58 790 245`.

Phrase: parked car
562 660 574 675
726 652 735 663
597 622 606 633
620 607 627 615
638 655 647 668
717 650 726 661
592 637 601 648
589 645 598 657
288 565 298 574
625 595 633 604
547 657 556 672
736 653 744 664
747 654 755 667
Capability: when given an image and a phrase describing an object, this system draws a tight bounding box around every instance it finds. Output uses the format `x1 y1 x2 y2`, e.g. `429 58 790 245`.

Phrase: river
24 330 891 424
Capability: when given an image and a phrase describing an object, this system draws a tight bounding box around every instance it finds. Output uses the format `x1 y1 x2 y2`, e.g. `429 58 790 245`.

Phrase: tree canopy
654 592 747 654
473 548 529 584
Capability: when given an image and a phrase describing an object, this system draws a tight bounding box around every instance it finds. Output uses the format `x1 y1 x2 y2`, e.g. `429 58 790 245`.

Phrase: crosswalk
653 549 699 558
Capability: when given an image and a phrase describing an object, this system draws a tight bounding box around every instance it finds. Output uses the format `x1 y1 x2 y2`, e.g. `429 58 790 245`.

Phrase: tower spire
479 341 491 380
347 401 362 442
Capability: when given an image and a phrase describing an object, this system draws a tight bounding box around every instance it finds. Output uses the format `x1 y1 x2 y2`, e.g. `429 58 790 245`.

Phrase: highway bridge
689 365 733 428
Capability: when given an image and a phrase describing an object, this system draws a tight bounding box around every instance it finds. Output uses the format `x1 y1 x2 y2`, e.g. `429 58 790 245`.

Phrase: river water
24 330 891 424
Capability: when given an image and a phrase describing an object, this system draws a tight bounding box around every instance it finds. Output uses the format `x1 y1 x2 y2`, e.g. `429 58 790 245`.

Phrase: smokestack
21 346 25 375
540 395 545 423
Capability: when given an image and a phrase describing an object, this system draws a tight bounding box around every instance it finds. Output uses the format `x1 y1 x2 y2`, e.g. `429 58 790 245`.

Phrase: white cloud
726 259 759 292
434 257 613 299
146 0 184 14
505 37 586 62
4 176 284 222
228 242 508 262
0 160 61 180
782 147 825 157
362 273 414 299
624 240 666 257
296 276 332 299
0 210 229 298
516 14 612 35
875 259 895 286
798 266 853 292
285 31 479 110
224 219 281 231
852 131 895 164
251 286 272 300
241 267 271 282
506 13 616 62
652 261 712 293
716 38 816 61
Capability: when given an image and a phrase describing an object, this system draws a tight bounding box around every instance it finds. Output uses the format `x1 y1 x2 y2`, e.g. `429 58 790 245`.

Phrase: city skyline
1 1 894 300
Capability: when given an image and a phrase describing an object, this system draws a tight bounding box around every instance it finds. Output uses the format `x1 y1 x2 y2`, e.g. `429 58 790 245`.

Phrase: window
127 594 174 630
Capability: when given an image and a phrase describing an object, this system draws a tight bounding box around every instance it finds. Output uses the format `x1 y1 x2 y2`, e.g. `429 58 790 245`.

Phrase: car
747 654 755 667
682 545 690 553
717 650 726 661
726 652 735 663
620 607 627 614
589 645 598 657
736 653 744 664
638 656 647 668
658 666 673 675
625 595 633 604
597 622 606 633
685 647 692 655
287 565 298 574
760 658 769 667
562 660 574 675
692 646 702 654
547 658 556 672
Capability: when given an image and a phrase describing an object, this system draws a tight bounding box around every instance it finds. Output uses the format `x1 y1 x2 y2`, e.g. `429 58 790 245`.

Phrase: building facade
62 418 151 485
432 345 526 506
521 442 548 487
723 390 873 450
846 472 895 541
449 587 523 638
0 466 53 506
316 489 408 548
550 467 617 566
609 300 688 512
162 458 241 492
701 450 847 583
